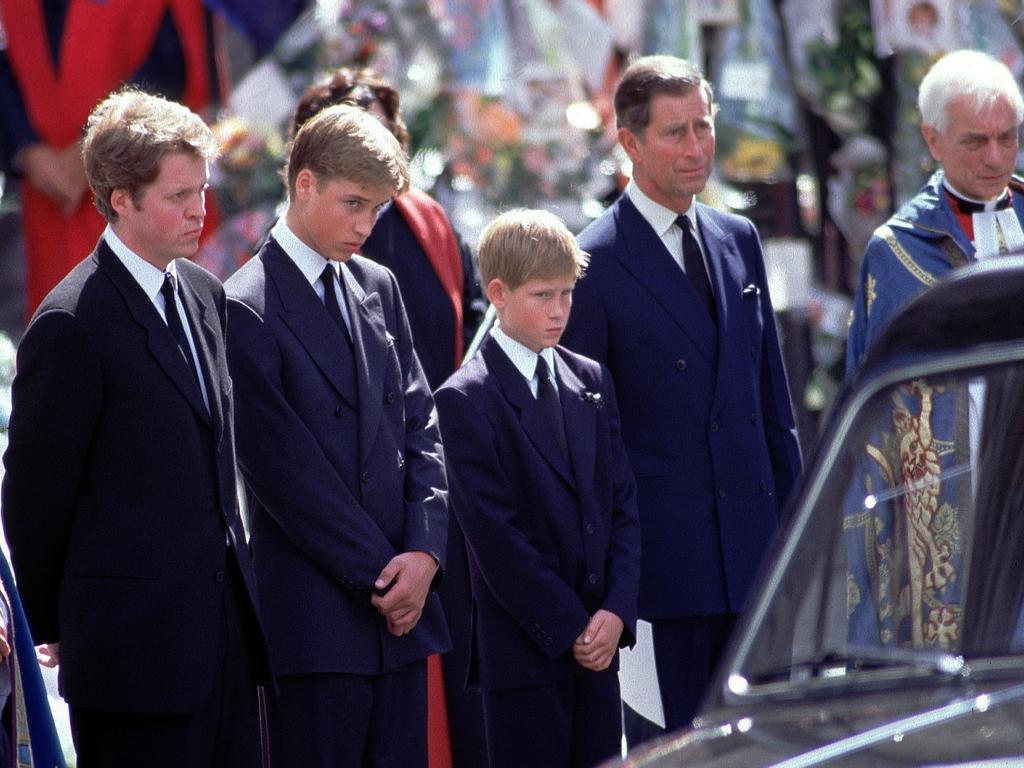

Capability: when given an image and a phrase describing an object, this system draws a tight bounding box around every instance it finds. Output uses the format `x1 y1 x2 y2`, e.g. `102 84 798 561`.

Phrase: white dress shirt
104 225 210 411
272 218 353 334
626 178 712 288
490 324 558 398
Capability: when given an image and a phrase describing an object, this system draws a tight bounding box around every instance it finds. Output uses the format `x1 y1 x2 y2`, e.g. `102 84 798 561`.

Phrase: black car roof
860 255 1024 377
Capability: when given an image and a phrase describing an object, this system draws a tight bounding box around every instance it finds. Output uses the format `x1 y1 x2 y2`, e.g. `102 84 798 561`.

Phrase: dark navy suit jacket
562 194 802 619
224 237 450 677
1 240 264 713
434 336 640 691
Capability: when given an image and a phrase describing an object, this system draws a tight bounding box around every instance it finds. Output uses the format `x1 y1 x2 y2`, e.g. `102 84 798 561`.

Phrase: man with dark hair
562 54 802 745
1 88 268 766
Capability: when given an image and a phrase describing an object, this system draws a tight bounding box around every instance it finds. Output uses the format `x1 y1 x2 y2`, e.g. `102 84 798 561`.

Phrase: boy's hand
573 610 623 671
371 552 438 636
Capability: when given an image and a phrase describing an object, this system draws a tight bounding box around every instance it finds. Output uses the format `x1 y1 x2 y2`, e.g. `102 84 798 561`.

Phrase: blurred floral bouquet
210 117 285 219
440 85 601 211
801 2 881 136
194 118 284 279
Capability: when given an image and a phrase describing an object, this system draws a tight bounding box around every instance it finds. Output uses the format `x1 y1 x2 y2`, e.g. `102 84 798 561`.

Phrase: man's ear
618 126 643 164
921 124 941 163
485 278 507 309
109 187 133 218
293 168 318 202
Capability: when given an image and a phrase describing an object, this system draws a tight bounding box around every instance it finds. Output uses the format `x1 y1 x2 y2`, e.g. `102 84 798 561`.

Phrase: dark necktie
535 355 568 460
677 215 716 323
321 265 352 346
161 273 200 384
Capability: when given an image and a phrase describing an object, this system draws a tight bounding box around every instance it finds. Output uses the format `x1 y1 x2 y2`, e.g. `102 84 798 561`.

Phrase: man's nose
353 210 376 237
187 192 206 219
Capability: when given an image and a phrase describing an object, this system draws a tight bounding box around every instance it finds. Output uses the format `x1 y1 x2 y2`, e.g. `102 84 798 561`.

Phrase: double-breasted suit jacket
224 237 450 677
1 239 263 713
434 337 641 691
562 194 802 619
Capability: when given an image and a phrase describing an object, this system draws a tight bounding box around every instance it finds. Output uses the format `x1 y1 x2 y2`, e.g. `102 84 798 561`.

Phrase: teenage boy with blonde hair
224 104 450 767
435 208 641 768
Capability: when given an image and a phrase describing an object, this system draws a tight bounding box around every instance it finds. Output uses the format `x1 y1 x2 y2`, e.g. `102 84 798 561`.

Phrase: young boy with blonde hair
435 208 641 767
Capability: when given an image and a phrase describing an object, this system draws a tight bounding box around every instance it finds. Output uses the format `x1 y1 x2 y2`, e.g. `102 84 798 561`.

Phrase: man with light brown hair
2 88 269 766
225 104 450 766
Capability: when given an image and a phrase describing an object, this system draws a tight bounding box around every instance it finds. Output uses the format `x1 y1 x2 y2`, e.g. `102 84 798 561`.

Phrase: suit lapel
265 242 358 409
554 350 593 496
96 243 211 425
177 273 224 441
341 263 386 463
481 338 574 487
697 207 750 415
613 196 717 365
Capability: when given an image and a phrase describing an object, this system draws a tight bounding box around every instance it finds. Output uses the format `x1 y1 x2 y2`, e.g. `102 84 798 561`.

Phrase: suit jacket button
385 391 396 404
585 523 595 535
215 571 225 583
710 421 719 432
361 471 371 483
588 573 598 585
718 488 727 499
676 359 687 371
759 480 768 491
334 406 343 417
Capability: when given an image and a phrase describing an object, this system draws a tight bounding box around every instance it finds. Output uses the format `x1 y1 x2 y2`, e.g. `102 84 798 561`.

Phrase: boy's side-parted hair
83 88 218 222
284 103 411 198
478 209 589 289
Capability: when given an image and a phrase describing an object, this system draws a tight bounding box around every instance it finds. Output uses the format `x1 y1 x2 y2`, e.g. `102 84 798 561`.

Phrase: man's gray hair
918 49 1024 133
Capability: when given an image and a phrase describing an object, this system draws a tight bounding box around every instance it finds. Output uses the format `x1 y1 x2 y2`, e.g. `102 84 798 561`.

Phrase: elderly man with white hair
847 48 1024 371
842 49 1024 656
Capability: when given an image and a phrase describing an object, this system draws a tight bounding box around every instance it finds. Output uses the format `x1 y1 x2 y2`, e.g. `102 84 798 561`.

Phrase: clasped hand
371 552 437 637
573 609 623 672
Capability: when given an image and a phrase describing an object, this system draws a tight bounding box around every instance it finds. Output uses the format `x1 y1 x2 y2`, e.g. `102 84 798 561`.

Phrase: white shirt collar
489 324 557 388
626 178 697 237
103 225 172 306
272 218 338 287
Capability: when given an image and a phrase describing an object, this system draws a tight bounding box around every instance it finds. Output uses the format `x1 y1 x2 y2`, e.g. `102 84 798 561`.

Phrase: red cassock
1 0 212 316
393 187 465 366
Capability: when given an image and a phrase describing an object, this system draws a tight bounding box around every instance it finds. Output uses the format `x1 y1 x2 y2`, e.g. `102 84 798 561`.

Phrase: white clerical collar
626 178 697 238
942 178 1008 213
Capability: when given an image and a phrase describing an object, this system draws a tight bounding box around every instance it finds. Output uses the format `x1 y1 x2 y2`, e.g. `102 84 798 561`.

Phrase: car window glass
736 360 1024 690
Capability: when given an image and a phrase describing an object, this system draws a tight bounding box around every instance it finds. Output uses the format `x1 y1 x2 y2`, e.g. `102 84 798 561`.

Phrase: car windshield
733 357 1024 692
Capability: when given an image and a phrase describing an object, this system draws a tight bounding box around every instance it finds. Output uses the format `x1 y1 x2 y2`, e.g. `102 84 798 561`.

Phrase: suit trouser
437 520 486 768
623 614 736 750
69 556 264 768
272 661 427 768
482 667 621 768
